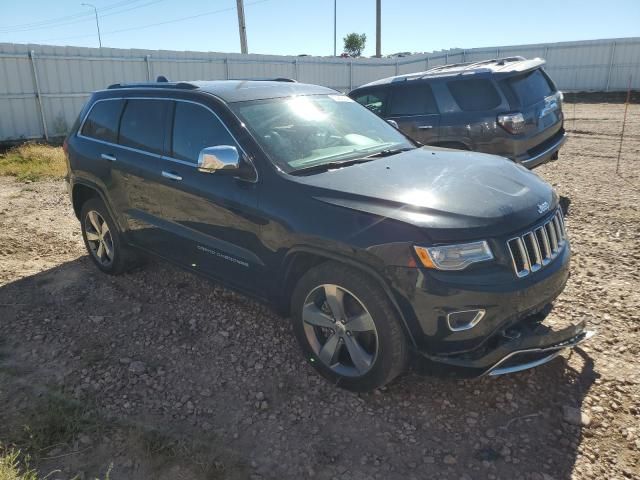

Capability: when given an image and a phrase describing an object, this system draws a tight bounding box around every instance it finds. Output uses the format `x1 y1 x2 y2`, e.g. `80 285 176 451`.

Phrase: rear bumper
518 131 567 169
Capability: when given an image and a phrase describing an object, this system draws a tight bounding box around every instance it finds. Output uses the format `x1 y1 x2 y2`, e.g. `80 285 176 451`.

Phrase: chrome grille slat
546 221 558 252
524 231 542 271
506 210 567 278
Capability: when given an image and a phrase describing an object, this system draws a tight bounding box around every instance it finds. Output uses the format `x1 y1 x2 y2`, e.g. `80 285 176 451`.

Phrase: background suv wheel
80 198 138 275
291 262 409 391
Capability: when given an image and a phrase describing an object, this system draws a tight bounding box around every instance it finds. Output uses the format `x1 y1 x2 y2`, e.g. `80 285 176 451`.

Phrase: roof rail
230 77 298 83
421 56 528 75
106 81 199 90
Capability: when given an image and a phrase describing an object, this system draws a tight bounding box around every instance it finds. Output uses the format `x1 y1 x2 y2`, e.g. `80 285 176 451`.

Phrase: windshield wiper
361 146 415 159
290 157 376 176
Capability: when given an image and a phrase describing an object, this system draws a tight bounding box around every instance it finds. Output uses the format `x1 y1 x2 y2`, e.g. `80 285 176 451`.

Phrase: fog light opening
447 309 486 332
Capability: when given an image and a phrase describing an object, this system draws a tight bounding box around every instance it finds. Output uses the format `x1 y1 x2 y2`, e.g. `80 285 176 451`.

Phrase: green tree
343 33 366 57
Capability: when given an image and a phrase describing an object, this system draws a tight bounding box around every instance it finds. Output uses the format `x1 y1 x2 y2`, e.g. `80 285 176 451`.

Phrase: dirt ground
1 103 639 480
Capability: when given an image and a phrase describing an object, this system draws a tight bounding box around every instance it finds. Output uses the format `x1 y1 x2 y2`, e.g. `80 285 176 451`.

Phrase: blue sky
1 0 638 56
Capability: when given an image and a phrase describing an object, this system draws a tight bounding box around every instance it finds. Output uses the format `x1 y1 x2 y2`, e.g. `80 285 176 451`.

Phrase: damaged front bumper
418 318 595 377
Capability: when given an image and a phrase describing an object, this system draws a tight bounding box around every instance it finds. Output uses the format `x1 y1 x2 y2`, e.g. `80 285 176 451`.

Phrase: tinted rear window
81 99 124 143
507 69 555 107
119 99 169 155
172 102 236 163
388 84 438 115
447 79 501 111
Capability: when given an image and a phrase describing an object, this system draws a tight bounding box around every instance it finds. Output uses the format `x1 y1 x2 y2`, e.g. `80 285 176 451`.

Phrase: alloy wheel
84 210 114 267
302 284 378 377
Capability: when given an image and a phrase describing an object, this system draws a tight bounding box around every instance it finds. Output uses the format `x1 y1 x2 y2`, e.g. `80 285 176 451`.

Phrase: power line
0 0 157 33
30 0 270 44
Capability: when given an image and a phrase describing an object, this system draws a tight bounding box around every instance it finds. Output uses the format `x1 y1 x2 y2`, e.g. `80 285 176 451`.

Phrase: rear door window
447 79 501 111
506 69 555 107
352 90 387 116
171 102 237 163
119 99 170 155
81 99 124 143
388 84 438 116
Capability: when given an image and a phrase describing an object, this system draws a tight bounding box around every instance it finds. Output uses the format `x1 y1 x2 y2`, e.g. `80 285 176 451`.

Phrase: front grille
507 210 566 278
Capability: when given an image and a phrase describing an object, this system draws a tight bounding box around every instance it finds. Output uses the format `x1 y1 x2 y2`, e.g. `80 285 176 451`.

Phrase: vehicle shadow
0 256 597 480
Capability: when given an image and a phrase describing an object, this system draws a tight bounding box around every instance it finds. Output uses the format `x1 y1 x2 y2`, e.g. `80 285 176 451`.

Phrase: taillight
497 112 525 135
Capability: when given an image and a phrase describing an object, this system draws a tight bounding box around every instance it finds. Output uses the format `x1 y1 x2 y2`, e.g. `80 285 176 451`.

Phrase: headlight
414 241 494 270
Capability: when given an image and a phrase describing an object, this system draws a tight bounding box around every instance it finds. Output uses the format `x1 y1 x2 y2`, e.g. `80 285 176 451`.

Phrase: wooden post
615 75 632 175
29 50 48 140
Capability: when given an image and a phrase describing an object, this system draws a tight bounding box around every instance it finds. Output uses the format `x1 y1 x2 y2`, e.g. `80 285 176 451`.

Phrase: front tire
291 262 409 391
80 198 137 275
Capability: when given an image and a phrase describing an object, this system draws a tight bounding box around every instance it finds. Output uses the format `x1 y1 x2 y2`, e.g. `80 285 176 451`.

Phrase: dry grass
0 144 66 181
0 447 37 480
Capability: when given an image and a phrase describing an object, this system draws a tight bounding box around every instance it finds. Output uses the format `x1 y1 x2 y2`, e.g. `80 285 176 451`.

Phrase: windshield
230 94 414 173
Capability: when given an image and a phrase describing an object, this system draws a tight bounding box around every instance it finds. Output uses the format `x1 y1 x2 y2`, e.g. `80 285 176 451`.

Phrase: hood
290 147 557 241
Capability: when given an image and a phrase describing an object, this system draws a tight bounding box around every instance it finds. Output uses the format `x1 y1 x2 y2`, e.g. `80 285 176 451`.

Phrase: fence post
294 58 298 80
462 50 466 63
349 60 353 91
606 41 617 92
395 58 399 75
224 57 230 79
445 53 448 64
28 50 48 141
145 55 151 81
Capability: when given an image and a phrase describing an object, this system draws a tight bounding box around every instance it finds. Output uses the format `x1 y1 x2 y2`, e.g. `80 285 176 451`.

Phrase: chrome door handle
418 125 433 130
161 171 182 181
100 153 116 162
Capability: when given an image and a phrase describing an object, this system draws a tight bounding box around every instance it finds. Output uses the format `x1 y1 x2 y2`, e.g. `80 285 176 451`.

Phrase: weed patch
0 144 66 181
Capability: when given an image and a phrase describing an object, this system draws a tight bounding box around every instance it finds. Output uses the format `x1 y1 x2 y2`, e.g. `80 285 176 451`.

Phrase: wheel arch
278 246 418 348
71 183 100 219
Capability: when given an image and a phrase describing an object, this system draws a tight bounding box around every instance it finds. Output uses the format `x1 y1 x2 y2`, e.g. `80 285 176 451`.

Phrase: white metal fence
1 37 639 142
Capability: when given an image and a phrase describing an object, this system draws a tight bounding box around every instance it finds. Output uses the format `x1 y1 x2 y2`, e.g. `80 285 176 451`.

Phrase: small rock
562 406 591 426
128 361 146 374
443 454 457 465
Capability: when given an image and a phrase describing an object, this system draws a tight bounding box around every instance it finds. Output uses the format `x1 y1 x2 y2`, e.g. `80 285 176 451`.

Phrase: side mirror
197 146 240 174
387 119 399 129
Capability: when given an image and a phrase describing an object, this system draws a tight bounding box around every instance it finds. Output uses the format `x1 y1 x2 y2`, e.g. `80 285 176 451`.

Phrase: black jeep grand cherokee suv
349 57 566 169
65 79 592 391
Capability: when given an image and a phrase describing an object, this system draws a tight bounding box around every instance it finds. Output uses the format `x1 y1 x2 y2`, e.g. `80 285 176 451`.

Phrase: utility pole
81 3 102 48
375 0 381 57
236 0 248 54
333 0 337 56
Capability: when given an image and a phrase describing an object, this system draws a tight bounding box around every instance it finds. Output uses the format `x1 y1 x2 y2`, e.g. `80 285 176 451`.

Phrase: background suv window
80 99 124 143
352 91 387 115
119 99 169 155
506 69 555 107
171 102 236 163
447 79 501 111
387 84 438 116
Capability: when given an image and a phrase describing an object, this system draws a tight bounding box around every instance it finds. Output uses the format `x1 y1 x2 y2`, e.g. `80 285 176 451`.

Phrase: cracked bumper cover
418 319 595 377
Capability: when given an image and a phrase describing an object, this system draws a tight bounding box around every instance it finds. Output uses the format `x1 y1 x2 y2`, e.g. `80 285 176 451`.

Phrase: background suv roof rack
106 81 199 90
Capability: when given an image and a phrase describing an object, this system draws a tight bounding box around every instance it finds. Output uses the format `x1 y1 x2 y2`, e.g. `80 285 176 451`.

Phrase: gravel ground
1 103 639 480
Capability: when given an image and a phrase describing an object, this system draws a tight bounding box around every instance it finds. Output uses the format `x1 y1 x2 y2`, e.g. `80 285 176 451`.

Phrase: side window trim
77 97 257 181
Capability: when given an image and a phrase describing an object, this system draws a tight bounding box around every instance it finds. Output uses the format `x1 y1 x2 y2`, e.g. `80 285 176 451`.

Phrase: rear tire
291 262 409 391
80 198 139 275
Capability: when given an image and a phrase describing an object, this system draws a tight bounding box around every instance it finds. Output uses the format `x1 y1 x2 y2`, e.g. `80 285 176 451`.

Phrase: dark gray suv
349 57 566 169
